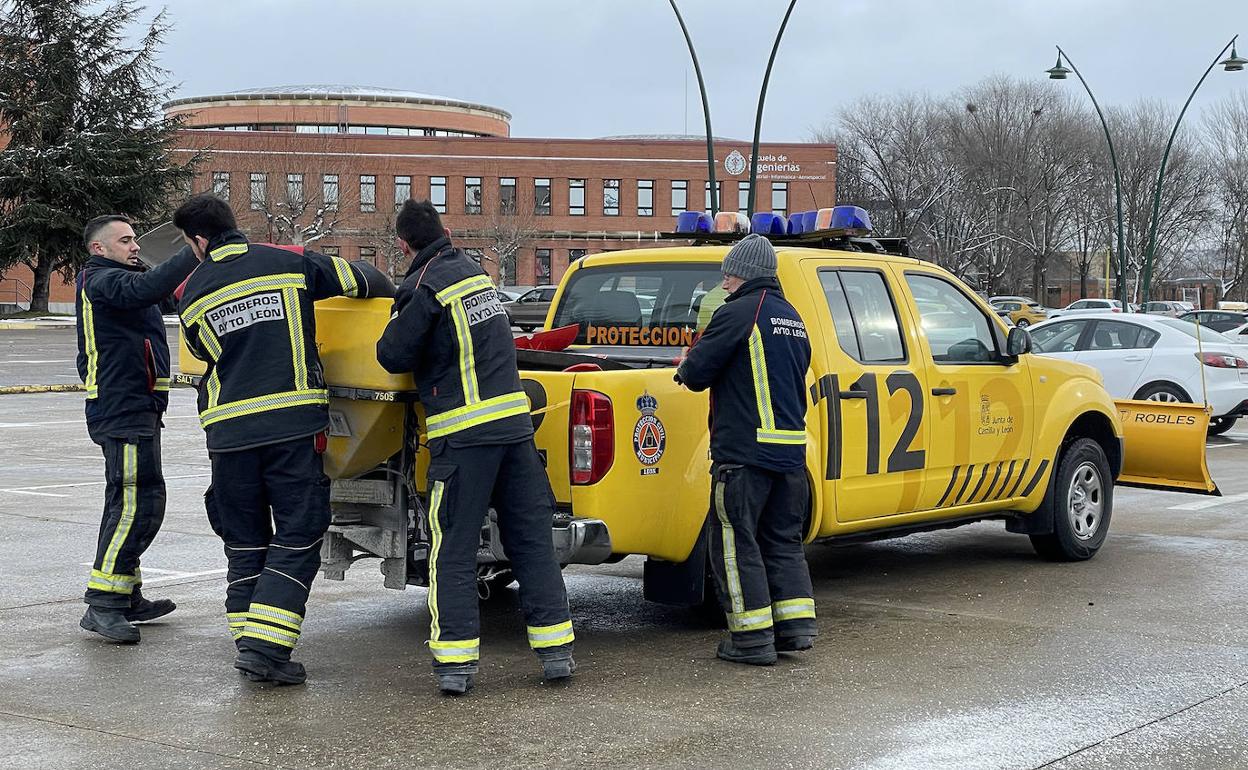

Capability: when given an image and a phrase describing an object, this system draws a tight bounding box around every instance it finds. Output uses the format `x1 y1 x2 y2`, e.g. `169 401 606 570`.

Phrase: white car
1048 298 1124 318
1028 313 1248 435
1143 300 1194 317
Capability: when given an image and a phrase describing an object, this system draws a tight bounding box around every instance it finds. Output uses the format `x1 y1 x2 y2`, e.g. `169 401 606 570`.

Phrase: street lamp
1139 35 1243 303
1047 47 1129 309
747 0 798 218
668 1 719 215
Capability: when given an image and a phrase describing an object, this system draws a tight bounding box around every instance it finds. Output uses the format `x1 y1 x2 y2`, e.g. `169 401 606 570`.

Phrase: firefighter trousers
708 462 817 648
84 430 167 609
424 439 573 671
206 434 330 661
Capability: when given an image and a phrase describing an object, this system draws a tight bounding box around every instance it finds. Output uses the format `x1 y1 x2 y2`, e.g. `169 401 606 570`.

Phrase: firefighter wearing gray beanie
721 234 777 281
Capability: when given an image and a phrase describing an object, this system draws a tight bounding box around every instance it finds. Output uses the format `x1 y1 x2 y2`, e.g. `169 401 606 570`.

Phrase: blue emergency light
750 212 787 235
828 205 872 232
675 210 712 233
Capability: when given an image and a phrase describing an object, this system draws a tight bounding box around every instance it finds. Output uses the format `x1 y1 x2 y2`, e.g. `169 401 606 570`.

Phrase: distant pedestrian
76 214 200 643
675 234 817 665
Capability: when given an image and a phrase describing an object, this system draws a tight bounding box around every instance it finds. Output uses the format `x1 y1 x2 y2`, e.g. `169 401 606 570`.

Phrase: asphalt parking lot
2 327 1247 769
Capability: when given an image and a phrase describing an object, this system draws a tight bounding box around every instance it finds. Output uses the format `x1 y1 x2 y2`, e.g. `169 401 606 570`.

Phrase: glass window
249 172 267 210
1030 320 1087 353
569 248 587 263
358 246 377 266
905 273 998 363
359 174 376 213
286 173 304 205
568 179 585 216
819 270 905 363
211 171 230 202
1087 321 1156 350
534 178 552 215
737 181 751 215
551 263 723 345
464 248 483 264
365 126 386 135
603 179 619 216
705 181 723 213
465 177 482 214
671 180 688 215
771 182 788 216
637 180 654 217
319 246 340 257
430 176 446 213
536 248 552 283
499 177 516 214
322 174 339 210
394 175 411 208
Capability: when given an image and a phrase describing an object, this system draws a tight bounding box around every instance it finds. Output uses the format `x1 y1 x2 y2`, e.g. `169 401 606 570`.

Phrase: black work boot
537 647 577 682
436 665 477 695
716 639 777 666
125 593 176 623
775 635 814 653
234 650 307 686
80 606 140 644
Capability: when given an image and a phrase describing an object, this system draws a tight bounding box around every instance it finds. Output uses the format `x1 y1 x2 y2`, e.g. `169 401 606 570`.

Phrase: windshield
1158 318 1237 344
550 263 723 346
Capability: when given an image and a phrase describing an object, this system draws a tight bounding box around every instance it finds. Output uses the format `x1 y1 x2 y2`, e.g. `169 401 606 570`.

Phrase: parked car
505 284 558 331
1143 300 1192 317
497 285 535 303
990 299 1047 327
1028 313 1248 434
1179 310 1248 332
1048 298 1124 318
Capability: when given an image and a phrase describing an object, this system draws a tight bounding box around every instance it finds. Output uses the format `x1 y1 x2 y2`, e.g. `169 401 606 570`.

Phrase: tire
1029 437 1113 561
1208 416 1238 436
1015 318 1030 328
1135 381 1191 404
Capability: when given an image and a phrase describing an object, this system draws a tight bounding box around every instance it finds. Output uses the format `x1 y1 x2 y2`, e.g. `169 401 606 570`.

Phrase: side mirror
1006 326 1032 358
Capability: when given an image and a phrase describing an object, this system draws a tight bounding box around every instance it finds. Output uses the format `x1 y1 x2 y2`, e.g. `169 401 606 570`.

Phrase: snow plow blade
1115 400 1219 495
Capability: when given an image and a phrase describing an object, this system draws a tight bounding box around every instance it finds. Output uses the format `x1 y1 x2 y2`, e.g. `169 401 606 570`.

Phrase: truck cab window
819 269 905 363
905 273 997 364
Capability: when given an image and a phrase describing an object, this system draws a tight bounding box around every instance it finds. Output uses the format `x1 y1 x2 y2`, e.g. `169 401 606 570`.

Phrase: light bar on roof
750 212 787 235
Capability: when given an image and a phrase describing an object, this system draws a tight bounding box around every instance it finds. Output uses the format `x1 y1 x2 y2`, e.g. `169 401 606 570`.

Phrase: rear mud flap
1115 400 1219 495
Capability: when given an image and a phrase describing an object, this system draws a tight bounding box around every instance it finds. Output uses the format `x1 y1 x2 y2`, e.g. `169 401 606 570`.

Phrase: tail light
1196 352 1248 368
571 389 613 485
1111 306 1122 312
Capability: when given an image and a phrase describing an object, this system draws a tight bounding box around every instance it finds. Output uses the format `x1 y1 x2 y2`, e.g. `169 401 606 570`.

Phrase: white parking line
0 473 210 495
1169 491 1248 511
0 415 197 429
74 563 227 583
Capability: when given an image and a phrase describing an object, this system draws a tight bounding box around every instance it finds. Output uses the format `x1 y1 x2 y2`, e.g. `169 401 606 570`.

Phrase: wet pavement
2 328 1247 769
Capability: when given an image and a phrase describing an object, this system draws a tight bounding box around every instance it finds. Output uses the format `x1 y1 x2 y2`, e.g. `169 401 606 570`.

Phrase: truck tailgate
521 371 577 504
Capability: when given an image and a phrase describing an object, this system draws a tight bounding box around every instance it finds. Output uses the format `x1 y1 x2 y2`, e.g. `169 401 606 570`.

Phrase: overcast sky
153 0 1245 142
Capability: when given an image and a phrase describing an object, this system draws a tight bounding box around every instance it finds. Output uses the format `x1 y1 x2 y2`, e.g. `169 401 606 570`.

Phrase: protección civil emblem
632 392 666 474
724 149 747 176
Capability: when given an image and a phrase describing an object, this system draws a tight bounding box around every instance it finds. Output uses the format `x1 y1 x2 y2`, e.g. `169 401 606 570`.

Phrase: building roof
597 133 746 143
163 85 511 121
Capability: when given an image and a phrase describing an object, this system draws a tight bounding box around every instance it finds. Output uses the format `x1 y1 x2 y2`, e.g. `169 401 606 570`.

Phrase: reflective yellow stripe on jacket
182 274 306 325
199 388 328 428
424 391 530 440
330 256 359 297
747 326 805 446
82 291 99 398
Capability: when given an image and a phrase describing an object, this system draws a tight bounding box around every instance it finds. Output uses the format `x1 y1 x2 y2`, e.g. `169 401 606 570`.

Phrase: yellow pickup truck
177 229 1217 603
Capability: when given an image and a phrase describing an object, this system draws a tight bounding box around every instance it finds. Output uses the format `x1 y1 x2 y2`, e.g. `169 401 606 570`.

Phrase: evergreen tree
0 0 198 311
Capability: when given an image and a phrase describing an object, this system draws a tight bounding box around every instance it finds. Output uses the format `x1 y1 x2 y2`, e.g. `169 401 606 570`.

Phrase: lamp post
746 0 798 217
1139 36 1243 303
668 0 719 215
1047 47 1129 309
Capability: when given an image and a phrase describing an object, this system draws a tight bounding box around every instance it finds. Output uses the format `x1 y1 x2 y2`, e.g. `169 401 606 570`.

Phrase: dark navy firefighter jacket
178 231 373 453
75 248 200 442
377 237 532 448
675 276 811 473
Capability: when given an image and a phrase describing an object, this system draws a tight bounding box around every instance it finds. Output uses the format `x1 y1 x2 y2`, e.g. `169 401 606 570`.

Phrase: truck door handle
838 389 868 400
931 387 957 396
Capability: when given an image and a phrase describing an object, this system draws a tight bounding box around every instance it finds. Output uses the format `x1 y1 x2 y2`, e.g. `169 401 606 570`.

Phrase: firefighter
377 200 574 695
675 234 816 665
173 194 381 685
76 215 201 643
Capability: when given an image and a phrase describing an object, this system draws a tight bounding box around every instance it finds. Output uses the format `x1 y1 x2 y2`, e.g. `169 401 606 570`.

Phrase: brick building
1 85 836 312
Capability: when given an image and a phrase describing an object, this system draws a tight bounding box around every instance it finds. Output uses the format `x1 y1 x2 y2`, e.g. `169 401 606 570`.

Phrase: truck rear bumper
480 516 613 566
